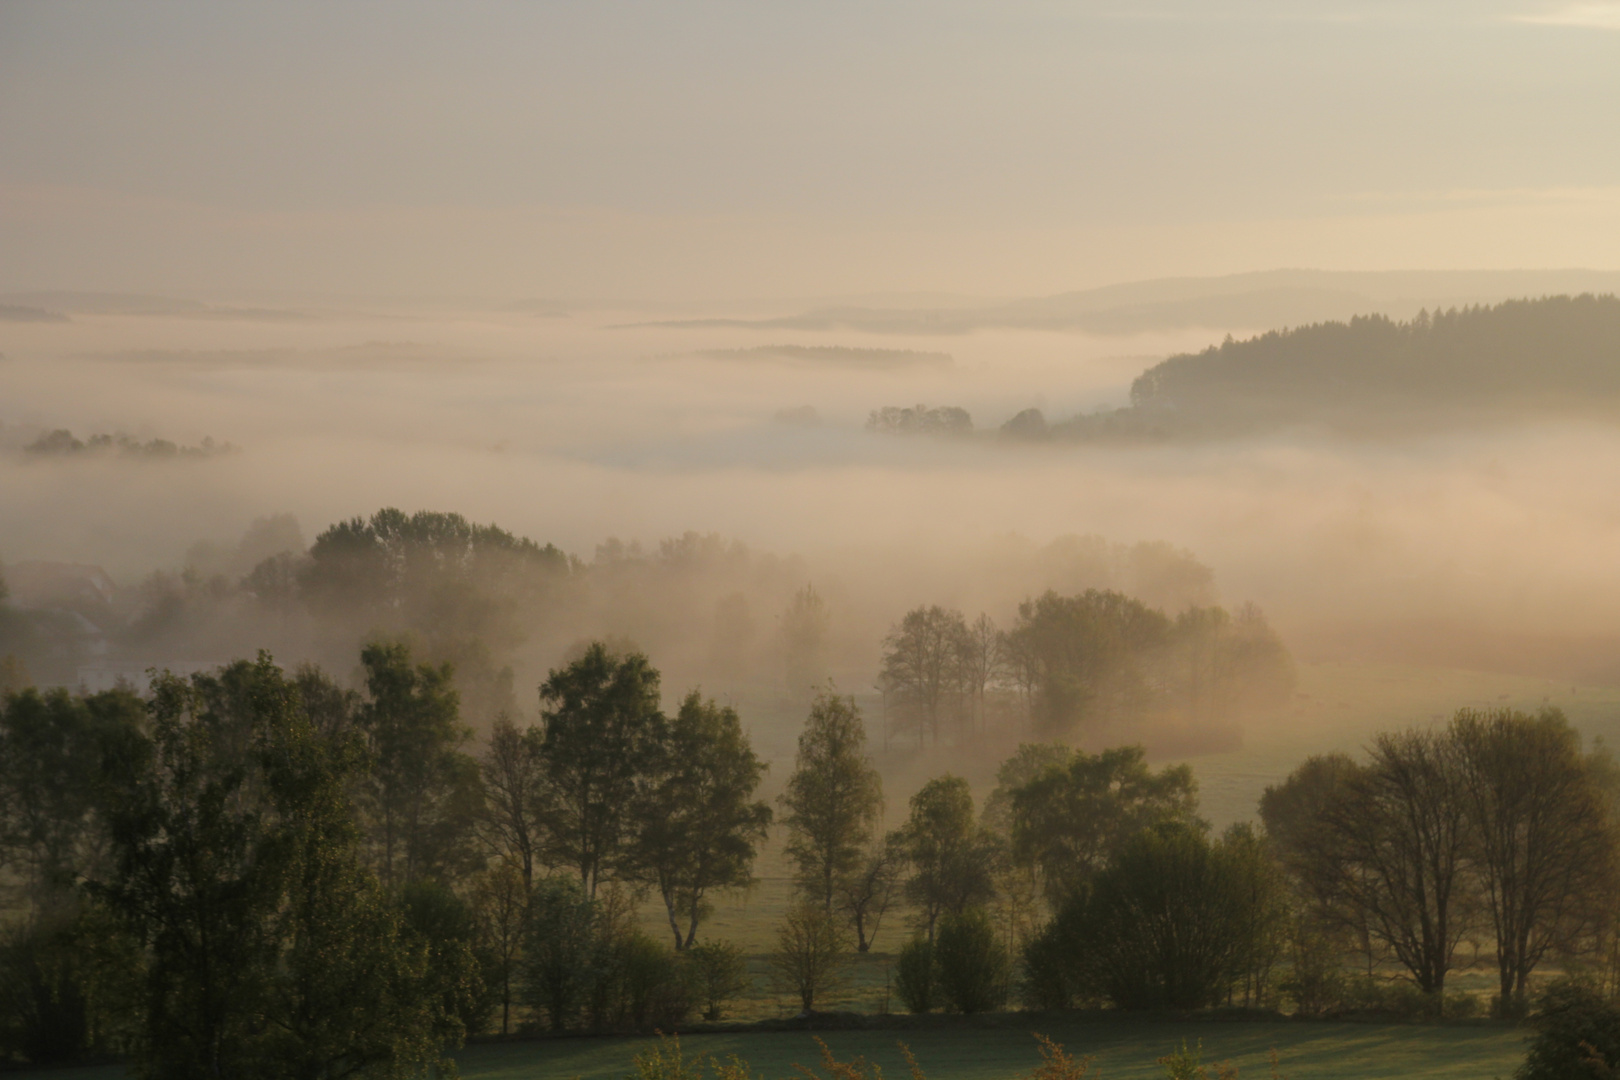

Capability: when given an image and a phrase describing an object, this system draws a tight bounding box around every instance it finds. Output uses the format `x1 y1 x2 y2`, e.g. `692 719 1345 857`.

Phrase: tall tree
92 655 467 1080
255 669 466 1080
896 775 999 943
779 690 883 914
1259 752 1375 973
1450 707 1618 1015
955 613 1003 734
1010 744 1199 904
632 691 772 950
1313 730 1474 999
358 642 480 887
477 714 548 890
537 642 664 898
781 585 830 692
880 606 967 746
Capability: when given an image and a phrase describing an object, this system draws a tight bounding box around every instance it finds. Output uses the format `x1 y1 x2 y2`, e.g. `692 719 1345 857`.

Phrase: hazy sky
3 0 1618 299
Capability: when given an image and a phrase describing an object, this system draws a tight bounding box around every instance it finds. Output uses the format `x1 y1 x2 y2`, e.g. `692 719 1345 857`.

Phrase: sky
2 0 1619 301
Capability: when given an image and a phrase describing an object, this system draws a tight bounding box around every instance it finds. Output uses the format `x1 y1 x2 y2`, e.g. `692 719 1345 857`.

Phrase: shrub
1021 908 1082 1010
606 932 692 1030
895 936 938 1014
935 908 1007 1014
685 940 750 1021
1337 976 1442 1020
1157 1039 1238 1080
1277 917 1343 1017
522 876 599 1031
1061 826 1260 1010
768 904 849 1014
522 876 691 1032
1517 978 1620 1080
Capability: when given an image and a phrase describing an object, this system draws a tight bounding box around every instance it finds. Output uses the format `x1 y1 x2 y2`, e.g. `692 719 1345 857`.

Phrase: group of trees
879 592 1294 743
772 696 1620 1023
1261 707 1620 1017
0 639 778 1070
0 656 471 1077
7 620 1617 1068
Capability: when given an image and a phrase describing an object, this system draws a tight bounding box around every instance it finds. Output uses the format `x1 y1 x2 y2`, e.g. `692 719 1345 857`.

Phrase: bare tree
838 834 905 953
955 613 1003 734
1313 730 1475 1000
471 857 529 1034
479 713 547 889
1450 706 1619 1016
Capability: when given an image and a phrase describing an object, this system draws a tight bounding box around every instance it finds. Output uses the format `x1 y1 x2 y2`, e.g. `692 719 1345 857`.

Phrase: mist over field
8 285 1620 707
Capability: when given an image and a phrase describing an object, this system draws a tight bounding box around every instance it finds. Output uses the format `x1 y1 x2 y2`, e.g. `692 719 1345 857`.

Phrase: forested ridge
1011 295 1620 441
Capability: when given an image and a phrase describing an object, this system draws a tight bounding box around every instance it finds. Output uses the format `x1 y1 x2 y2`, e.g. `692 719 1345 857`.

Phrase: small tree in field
684 940 751 1021
769 904 849 1014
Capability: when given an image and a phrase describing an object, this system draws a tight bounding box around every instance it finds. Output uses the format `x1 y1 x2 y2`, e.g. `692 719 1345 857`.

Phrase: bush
1336 976 1443 1020
1059 826 1261 1010
522 877 691 1032
1021 907 1082 1010
1517 978 1620 1080
768 905 849 1014
935 909 1007 1014
895 936 938 1014
522 876 599 1031
603 933 692 1030
1277 917 1343 1017
685 941 750 1021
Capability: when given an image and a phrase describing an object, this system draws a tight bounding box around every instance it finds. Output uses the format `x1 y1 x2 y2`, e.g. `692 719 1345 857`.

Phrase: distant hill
625 269 1620 336
1013 295 1620 441
691 344 952 370
0 304 70 323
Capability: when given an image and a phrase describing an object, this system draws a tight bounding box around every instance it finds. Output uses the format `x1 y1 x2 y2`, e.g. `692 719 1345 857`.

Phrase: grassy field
2 1017 1531 1080
451 1017 1528 1080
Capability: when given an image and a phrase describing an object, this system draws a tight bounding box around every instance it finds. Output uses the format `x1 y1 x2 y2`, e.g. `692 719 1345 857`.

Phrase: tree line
4 635 1616 1074
878 592 1294 742
1000 294 1620 442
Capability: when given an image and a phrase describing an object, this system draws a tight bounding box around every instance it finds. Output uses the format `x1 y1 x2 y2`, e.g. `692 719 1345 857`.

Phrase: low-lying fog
6 295 1620 702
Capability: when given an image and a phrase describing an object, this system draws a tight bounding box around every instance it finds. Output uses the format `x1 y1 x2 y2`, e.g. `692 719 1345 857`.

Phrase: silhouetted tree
632 691 772 949
779 690 883 914
896 776 999 943
537 642 664 898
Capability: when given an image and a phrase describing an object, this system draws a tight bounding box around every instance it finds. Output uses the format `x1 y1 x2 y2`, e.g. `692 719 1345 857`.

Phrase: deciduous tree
538 642 664 898
633 691 772 949
778 691 883 914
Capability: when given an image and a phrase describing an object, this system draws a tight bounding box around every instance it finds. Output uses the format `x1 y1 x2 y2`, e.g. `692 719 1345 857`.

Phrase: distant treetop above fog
23 429 238 460
866 404 973 437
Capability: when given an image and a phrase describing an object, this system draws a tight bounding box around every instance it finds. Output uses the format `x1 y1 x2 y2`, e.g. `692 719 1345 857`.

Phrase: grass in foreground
452 1017 1527 1080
